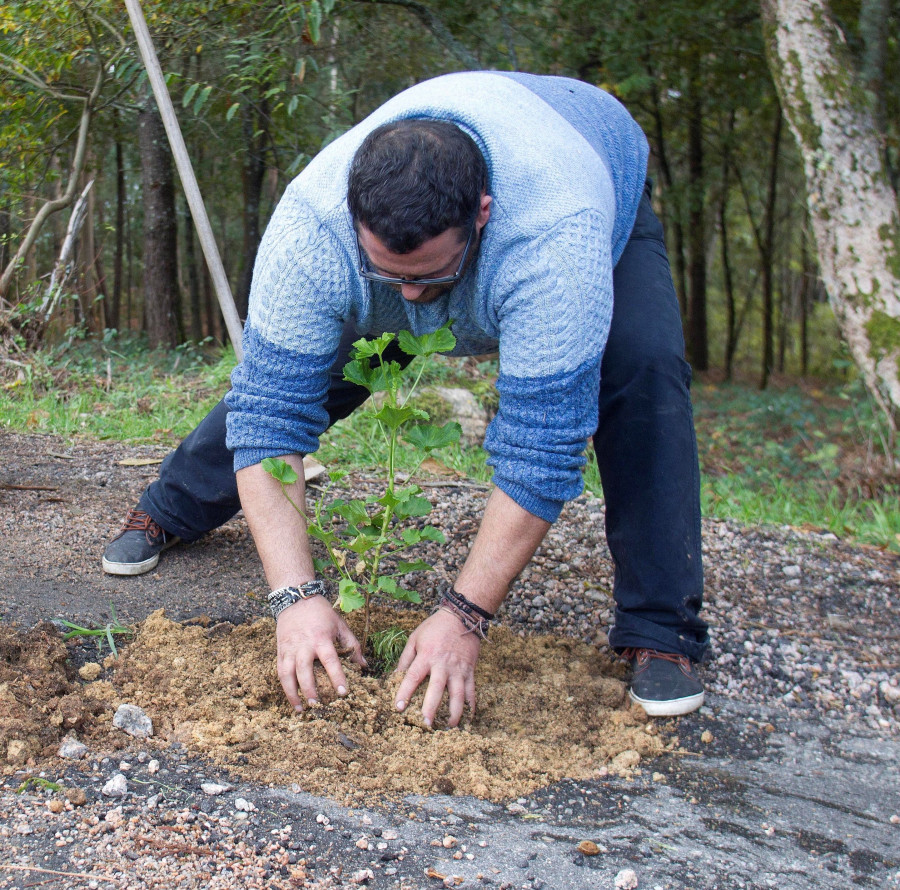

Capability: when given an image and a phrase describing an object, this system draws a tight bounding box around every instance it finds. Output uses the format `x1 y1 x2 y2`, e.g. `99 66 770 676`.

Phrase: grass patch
2 332 897 551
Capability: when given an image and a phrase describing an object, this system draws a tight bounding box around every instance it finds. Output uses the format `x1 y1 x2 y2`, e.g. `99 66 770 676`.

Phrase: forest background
0 0 899 550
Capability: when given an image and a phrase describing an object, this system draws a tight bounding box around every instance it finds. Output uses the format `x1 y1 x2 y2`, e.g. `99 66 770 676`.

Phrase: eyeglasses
355 222 477 287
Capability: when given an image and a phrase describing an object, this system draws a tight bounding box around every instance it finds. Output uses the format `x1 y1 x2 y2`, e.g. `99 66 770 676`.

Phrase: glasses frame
355 221 477 288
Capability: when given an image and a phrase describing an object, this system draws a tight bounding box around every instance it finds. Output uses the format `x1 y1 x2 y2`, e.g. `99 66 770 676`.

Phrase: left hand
393 608 482 728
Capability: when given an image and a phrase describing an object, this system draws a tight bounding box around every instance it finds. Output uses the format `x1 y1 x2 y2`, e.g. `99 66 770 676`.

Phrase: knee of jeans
602 338 691 396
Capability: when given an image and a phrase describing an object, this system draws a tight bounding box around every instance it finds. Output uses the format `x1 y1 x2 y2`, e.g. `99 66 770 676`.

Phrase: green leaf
376 575 399 595
333 499 370 527
374 403 428 432
395 559 431 574
342 357 373 390
307 524 337 547
307 0 322 43
419 526 446 543
346 534 377 554
194 84 213 115
370 361 403 395
394 494 432 519
394 587 422 604
398 323 456 357
350 332 395 360
337 578 365 612
400 527 422 546
262 457 298 485
403 422 462 451
182 82 199 108
312 556 330 573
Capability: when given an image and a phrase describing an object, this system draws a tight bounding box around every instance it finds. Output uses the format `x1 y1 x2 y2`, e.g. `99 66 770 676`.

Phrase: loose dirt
1 607 664 805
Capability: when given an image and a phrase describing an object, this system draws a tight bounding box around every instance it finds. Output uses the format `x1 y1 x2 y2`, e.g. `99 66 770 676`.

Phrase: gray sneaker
625 648 705 717
102 509 180 576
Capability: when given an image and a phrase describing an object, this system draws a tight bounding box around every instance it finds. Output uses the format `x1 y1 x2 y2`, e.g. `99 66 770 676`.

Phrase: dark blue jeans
139 188 709 662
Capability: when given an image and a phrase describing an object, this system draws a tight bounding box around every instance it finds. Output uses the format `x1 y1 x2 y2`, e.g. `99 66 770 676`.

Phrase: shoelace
117 509 164 542
621 647 691 668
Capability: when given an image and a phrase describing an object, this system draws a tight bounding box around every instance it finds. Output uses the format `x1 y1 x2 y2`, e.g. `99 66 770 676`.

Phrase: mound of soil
3 609 668 804
104 609 666 803
0 624 105 767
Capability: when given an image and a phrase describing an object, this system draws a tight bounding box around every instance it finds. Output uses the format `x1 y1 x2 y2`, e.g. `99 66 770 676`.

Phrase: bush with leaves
263 322 462 658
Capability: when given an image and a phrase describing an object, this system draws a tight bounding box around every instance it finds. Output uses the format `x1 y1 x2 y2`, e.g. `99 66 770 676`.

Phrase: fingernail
337 686 346 696
423 716 432 728
307 698 318 707
294 705 304 713
395 700 406 711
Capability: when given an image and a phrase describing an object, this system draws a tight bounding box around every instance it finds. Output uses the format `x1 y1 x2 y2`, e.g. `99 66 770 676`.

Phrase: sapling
263 322 462 656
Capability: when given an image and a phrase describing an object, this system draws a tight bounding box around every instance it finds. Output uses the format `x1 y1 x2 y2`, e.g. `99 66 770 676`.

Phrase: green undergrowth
1 331 897 551
0 329 234 444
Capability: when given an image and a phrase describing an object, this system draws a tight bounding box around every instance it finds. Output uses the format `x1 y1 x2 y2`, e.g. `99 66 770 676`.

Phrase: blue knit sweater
226 72 649 522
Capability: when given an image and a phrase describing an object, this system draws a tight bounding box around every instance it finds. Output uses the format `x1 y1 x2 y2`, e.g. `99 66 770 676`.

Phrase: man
104 71 709 725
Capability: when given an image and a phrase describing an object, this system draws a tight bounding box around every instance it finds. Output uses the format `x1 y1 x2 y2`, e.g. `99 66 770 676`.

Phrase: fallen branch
0 483 58 491
0 864 120 885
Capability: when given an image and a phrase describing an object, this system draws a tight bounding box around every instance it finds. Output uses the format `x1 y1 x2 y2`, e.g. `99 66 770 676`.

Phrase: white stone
235 798 254 812
201 782 230 795
58 737 89 760
112 704 153 739
101 774 128 798
615 868 639 889
147 759 160 775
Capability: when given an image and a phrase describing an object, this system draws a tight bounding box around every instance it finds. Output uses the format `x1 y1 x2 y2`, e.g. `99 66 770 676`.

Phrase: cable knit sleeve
225 188 355 471
483 210 613 522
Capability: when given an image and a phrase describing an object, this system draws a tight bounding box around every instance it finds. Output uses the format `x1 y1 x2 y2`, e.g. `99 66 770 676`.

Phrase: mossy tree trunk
761 0 900 435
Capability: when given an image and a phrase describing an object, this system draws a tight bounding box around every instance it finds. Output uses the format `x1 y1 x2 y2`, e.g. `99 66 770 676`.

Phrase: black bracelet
444 586 495 621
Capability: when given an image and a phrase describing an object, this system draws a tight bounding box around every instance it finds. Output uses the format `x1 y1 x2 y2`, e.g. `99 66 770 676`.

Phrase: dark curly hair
347 119 489 254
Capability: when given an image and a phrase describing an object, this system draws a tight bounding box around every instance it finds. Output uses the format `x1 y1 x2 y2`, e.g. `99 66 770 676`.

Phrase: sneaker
102 509 180 576
624 648 705 717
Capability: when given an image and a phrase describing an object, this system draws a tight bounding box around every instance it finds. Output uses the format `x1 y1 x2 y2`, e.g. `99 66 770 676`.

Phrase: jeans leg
140 324 410 541
597 191 709 662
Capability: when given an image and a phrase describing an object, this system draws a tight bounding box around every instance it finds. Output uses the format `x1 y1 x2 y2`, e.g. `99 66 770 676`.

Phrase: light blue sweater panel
226 71 649 522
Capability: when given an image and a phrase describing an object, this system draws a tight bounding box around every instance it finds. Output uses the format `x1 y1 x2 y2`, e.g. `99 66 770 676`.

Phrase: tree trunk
183 195 202 342
685 62 708 371
236 98 268 319
138 104 180 349
762 0 900 435
109 131 125 332
759 112 782 390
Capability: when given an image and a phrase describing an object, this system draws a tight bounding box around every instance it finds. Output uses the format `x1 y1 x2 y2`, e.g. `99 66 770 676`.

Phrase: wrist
268 580 328 621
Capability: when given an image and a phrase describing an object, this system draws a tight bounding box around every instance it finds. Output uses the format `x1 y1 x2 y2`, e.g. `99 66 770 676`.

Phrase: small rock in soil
112 703 153 738
615 868 639 889
101 773 127 797
58 736 88 760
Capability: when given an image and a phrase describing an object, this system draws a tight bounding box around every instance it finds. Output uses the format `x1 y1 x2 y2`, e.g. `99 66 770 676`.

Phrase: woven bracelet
443 586 495 621
435 599 491 641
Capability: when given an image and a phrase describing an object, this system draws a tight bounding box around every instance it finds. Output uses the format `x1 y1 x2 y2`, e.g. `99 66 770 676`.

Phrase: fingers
337 622 367 669
421 667 449 729
394 657 427 715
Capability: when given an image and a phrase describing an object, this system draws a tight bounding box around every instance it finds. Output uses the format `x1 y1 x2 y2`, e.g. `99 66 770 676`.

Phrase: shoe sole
101 538 181 577
629 688 705 717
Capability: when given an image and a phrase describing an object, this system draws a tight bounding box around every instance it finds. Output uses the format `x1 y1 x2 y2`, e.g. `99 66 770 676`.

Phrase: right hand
275 595 366 710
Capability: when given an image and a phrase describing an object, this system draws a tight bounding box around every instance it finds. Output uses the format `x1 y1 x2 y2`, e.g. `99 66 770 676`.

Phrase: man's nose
400 282 427 301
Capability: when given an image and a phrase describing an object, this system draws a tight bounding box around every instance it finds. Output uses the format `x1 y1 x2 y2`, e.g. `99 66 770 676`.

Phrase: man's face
356 194 492 305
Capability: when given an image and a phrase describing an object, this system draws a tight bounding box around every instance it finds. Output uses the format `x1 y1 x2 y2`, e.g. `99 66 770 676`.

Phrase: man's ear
476 193 492 231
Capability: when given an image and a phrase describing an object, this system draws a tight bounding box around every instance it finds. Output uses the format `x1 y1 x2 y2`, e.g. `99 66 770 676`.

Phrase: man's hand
393 608 482 728
275 595 366 710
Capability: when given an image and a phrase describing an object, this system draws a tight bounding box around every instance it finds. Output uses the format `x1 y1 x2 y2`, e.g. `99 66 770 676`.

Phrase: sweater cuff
494 478 565 524
232 447 311 474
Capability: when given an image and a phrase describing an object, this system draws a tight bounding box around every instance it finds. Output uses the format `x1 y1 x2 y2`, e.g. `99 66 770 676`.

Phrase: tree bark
138 104 180 349
762 0 900 434
685 59 708 371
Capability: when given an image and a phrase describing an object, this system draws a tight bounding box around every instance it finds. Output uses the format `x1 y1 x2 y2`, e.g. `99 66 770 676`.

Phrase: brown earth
0 430 667 805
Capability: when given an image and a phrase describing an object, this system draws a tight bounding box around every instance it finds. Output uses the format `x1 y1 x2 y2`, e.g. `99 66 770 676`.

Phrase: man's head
347 118 489 254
